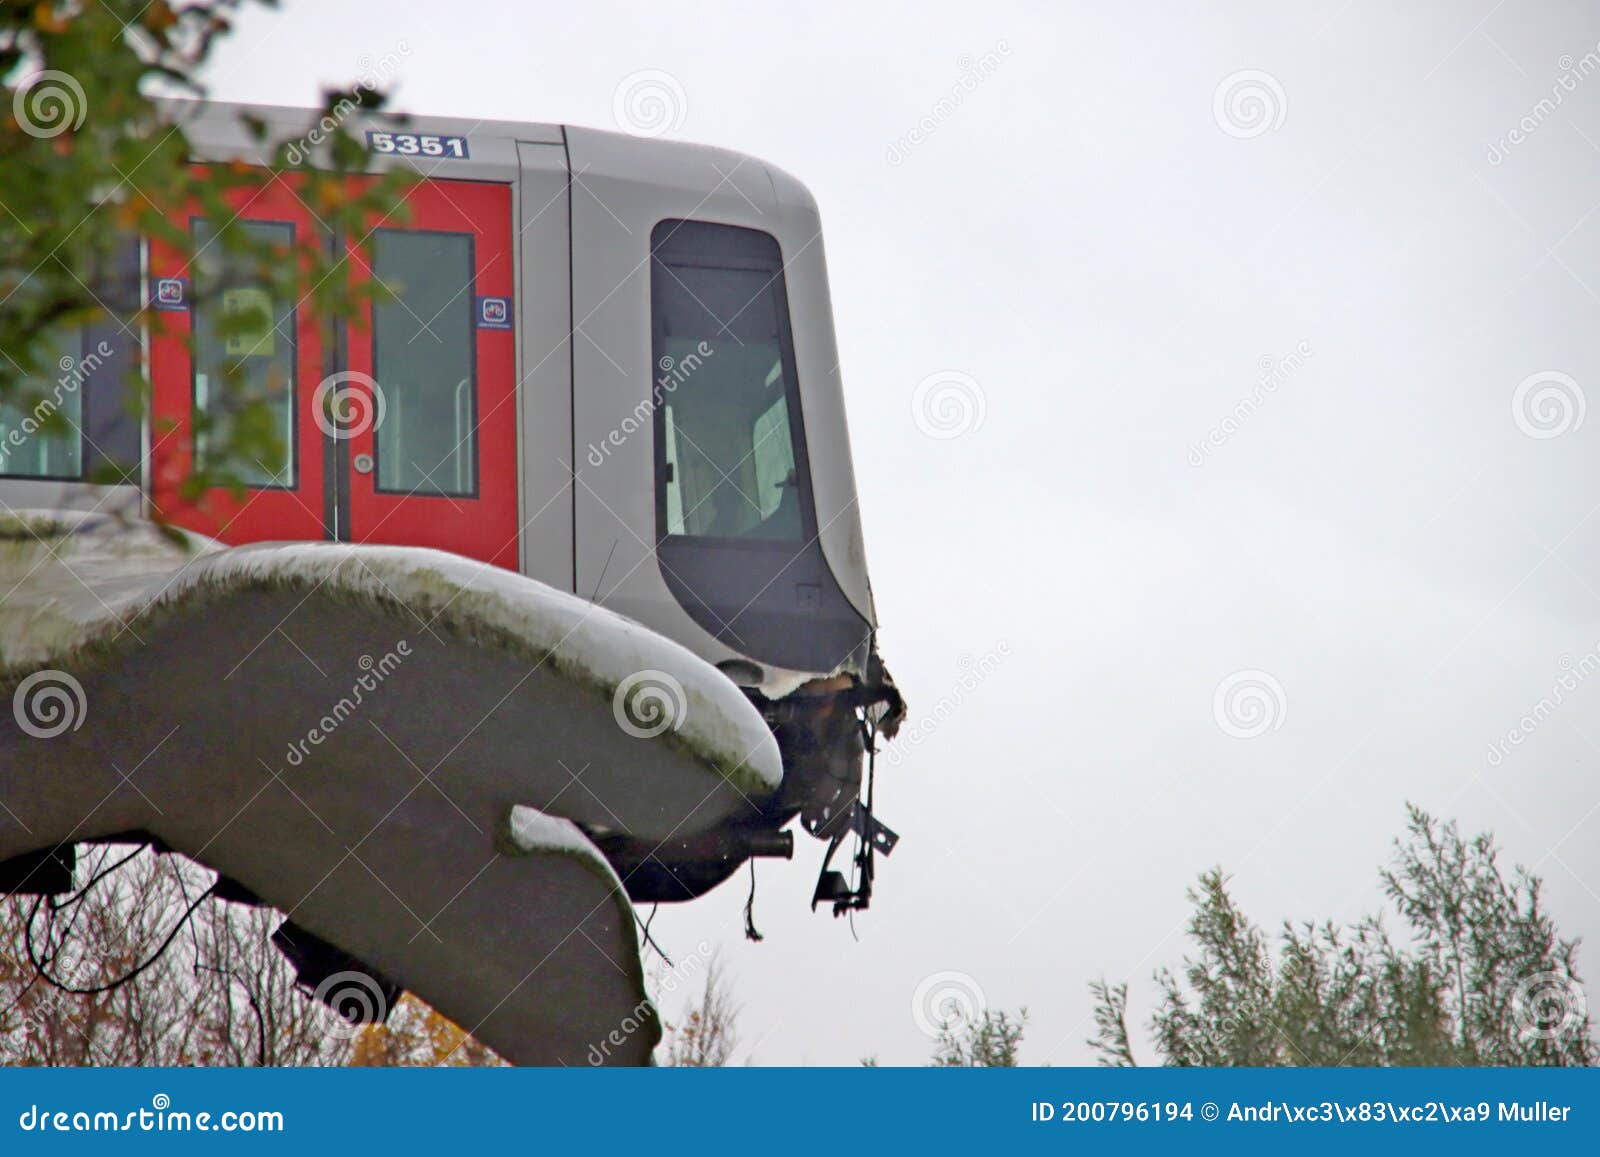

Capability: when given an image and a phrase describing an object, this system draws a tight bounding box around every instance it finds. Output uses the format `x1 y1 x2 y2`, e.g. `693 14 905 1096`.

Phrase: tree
932 1007 1027 1067
2 1 409 498
658 954 741 1067
1090 805 1598 1066
347 995 505 1068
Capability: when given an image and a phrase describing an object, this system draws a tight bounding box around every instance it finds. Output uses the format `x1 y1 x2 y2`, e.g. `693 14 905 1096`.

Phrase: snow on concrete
505 805 629 899
0 511 781 796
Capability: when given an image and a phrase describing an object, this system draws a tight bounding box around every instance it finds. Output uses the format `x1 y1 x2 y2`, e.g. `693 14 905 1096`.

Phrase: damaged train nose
589 656 906 914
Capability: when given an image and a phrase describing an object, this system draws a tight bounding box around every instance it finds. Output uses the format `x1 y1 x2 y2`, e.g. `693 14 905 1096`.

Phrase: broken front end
588 649 905 916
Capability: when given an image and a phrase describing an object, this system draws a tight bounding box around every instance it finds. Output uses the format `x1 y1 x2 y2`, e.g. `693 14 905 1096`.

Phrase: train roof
162 98 818 215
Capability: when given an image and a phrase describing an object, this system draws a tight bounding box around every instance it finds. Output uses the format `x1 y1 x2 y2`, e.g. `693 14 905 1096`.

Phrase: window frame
188 214 302 492
649 218 818 550
369 225 481 500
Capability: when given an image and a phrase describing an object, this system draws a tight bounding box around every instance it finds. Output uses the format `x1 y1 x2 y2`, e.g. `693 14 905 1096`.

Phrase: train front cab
562 126 877 694
559 127 903 902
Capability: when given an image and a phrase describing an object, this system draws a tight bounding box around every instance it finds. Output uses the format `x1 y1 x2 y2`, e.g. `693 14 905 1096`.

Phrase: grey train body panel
513 139 576 595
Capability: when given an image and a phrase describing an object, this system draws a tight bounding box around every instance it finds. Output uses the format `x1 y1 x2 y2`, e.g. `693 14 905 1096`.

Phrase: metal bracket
810 801 900 915
848 800 899 856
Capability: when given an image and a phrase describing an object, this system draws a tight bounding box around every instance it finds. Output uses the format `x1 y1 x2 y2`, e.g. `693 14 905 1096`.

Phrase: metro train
0 101 903 912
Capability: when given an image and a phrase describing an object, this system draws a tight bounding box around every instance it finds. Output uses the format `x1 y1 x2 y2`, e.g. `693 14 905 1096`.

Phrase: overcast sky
204 0 1600 1064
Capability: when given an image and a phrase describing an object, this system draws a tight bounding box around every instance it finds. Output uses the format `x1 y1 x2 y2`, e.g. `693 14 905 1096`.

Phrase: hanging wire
34 844 113 976
9 842 250 1061
25 880 218 997
743 861 764 942
46 841 148 913
23 841 148 990
0 843 128 1022
634 902 672 967
846 709 882 942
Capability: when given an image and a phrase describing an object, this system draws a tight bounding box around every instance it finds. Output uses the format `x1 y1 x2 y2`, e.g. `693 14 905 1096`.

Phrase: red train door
342 179 519 570
148 173 519 570
148 175 328 543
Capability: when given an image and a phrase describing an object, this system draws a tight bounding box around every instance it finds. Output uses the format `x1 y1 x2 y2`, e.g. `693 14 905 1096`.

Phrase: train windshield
190 218 298 488
653 222 807 543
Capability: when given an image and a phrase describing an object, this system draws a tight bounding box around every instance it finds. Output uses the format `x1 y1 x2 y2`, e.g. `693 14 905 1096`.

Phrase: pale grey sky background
205 0 1600 1064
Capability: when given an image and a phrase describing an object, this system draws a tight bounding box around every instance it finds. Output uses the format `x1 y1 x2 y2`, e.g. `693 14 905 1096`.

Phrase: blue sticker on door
477 296 511 330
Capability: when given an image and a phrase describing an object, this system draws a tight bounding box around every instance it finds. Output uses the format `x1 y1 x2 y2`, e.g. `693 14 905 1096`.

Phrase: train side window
652 222 807 543
191 219 298 488
372 230 477 497
0 327 84 480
